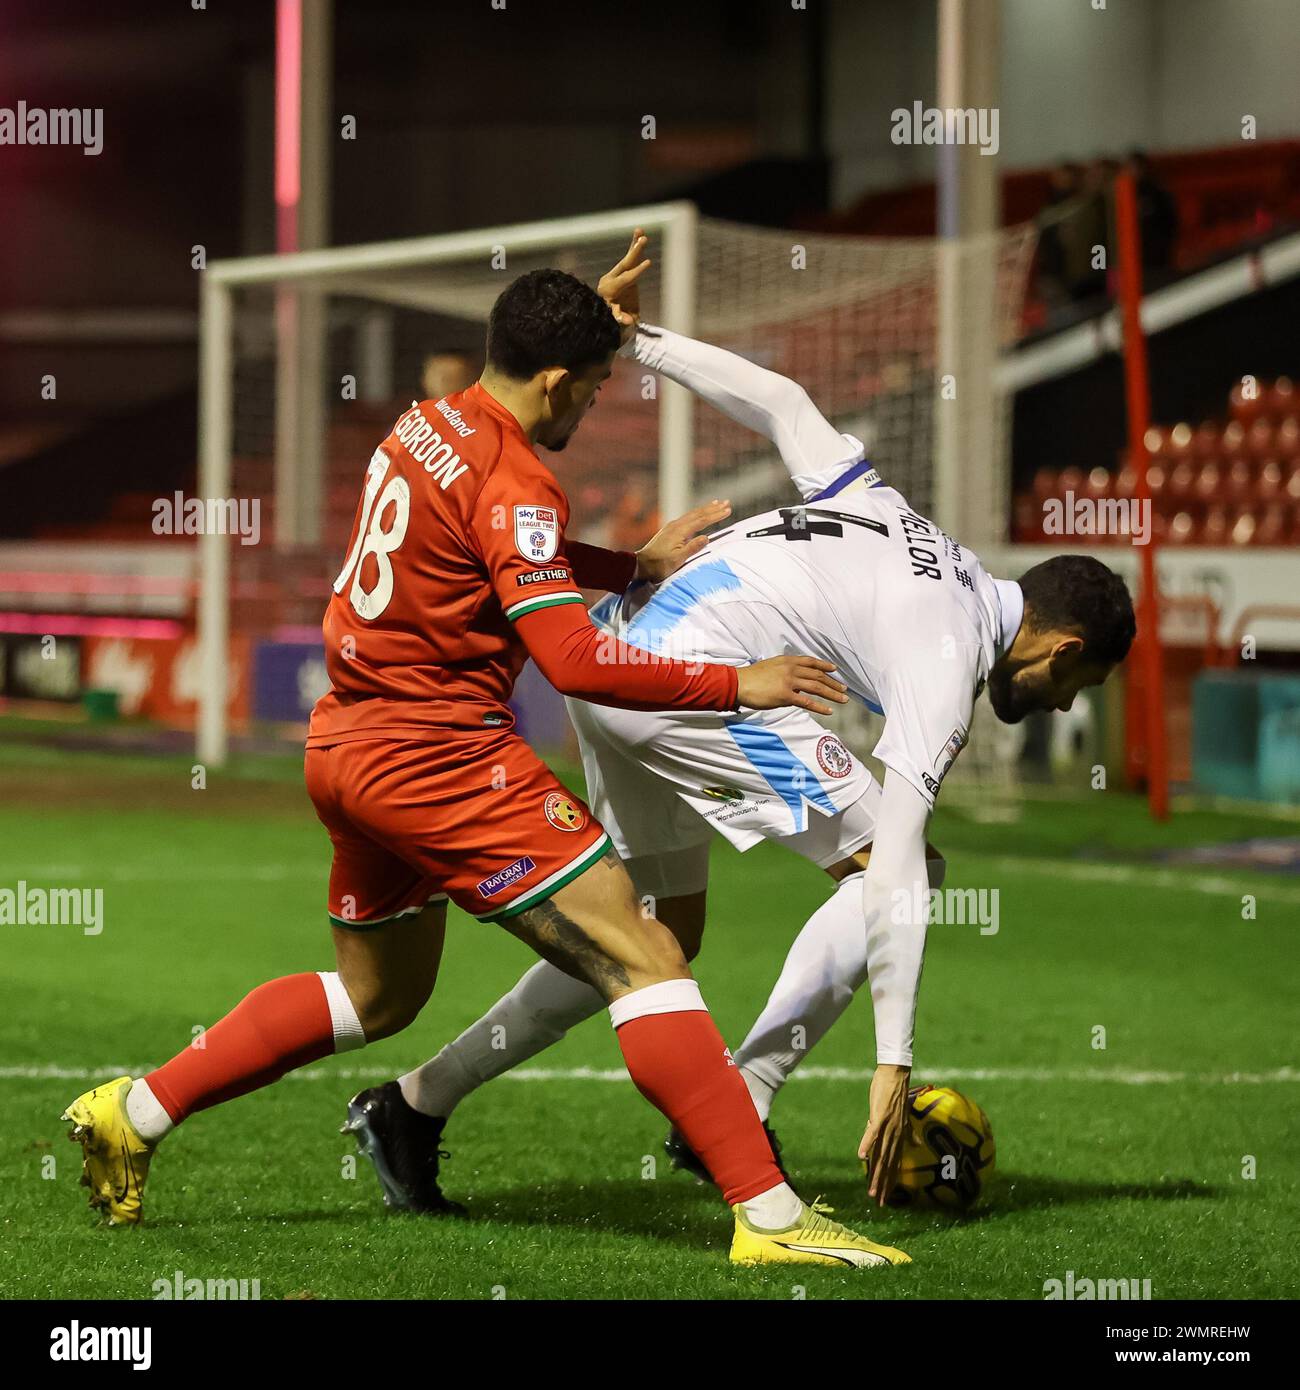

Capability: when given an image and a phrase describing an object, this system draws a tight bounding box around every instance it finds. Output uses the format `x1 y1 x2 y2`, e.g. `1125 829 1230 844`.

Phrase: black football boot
341 1081 465 1215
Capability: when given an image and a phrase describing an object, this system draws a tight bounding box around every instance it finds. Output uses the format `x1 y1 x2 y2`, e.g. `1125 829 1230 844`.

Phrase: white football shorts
566 698 882 899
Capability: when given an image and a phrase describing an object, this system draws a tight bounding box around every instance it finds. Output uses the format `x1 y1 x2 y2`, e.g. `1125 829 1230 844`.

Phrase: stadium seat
1193 461 1224 502
1055 465 1086 498
1245 419 1275 461
1167 510 1197 545
1256 503 1290 545
1229 508 1258 545
1143 425 1170 458
1228 379 1266 426
1201 505 1229 545
1275 416 1300 460
1224 458 1255 501
1191 422 1221 461
1113 463 1139 499
1257 459 1284 501
1166 422 1194 459
1265 378 1295 421
1085 466 1111 498
1161 460 1192 501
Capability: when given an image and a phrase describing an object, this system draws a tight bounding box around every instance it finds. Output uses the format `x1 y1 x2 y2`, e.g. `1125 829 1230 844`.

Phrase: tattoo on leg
517 898 632 996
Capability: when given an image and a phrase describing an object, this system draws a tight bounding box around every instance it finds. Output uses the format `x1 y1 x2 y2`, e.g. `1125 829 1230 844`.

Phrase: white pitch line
0 864 320 882
4 1064 1297 1085
982 855 1300 905
3 855 1298 900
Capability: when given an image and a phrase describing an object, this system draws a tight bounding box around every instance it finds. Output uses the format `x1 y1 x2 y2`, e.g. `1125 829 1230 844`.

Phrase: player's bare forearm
859 1063 912 1205
597 229 650 343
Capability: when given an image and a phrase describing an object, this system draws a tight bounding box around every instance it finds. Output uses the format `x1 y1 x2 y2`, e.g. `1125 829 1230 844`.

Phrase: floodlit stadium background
3 0 1299 1307
4 0 1298 810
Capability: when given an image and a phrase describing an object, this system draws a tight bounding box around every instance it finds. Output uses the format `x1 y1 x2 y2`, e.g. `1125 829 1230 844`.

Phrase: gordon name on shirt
393 403 471 489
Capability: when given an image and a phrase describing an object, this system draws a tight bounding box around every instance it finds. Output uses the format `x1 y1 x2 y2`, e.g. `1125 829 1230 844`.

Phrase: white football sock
734 871 870 1119
734 857 947 1119
740 1181 804 1230
739 1064 781 1124
399 960 603 1118
124 1077 174 1144
318 970 367 1052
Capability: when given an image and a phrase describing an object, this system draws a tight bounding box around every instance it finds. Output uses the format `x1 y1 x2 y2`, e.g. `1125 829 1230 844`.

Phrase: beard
987 663 1048 724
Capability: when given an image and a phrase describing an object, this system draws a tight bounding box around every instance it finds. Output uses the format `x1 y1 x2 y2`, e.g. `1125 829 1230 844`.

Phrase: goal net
197 201 1037 777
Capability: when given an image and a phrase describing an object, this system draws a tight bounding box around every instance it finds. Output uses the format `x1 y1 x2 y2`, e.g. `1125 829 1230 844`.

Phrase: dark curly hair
1019 555 1136 665
485 268 621 381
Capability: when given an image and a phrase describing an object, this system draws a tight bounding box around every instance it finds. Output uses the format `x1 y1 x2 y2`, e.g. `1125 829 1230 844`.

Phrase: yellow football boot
731 1199 911 1268
62 1076 155 1226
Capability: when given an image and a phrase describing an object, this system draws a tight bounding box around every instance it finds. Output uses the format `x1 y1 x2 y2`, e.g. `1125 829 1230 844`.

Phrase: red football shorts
305 730 609 928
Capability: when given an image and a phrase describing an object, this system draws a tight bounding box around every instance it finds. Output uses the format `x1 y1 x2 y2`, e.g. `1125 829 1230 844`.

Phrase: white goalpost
196 200 1035 766
196 201 701 765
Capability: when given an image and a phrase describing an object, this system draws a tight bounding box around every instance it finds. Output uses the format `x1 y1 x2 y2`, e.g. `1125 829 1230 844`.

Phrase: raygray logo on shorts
477 857 536 898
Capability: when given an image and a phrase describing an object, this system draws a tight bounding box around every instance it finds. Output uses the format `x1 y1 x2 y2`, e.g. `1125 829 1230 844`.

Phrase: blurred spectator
1074 158 1114 300
1035 160 1109 311
1034 150 1180 325
1125 148 1179 282
421 349 478 401
1034 162 1080 310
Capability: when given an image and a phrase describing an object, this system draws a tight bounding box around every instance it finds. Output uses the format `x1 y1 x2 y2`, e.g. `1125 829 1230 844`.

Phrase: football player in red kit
63 237 910 1268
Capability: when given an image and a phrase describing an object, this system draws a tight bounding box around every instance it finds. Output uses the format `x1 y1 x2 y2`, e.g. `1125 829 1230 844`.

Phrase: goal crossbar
204 200 700 287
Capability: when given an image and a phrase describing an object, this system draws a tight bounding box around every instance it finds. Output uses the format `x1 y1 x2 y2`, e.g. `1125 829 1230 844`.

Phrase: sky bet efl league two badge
515 505 559 563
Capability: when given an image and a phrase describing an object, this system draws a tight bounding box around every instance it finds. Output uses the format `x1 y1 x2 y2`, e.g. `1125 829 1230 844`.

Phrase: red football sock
613 982 784 1206
146 973 339 1124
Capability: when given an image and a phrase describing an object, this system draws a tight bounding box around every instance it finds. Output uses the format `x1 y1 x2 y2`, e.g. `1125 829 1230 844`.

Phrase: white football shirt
594 478 1024 809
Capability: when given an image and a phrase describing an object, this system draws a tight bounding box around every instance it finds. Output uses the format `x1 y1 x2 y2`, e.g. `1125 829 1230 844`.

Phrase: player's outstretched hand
859 1063 911 1207
598 228 651 344
636 498 732 583
735 655 848 715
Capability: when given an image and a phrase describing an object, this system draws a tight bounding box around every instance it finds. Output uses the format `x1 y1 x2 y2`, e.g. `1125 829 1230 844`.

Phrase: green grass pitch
1 727 1296 1300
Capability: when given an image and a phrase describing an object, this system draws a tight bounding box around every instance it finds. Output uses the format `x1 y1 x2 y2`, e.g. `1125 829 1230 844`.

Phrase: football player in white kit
348 237 1135 1212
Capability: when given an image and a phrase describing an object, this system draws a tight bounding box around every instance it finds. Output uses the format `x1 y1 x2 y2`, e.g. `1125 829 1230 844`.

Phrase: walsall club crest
515 504 559 563
816 734 853 779
544 792 587 832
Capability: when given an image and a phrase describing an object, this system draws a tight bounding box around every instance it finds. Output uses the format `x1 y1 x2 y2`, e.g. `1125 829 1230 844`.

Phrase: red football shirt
307 384 735 747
